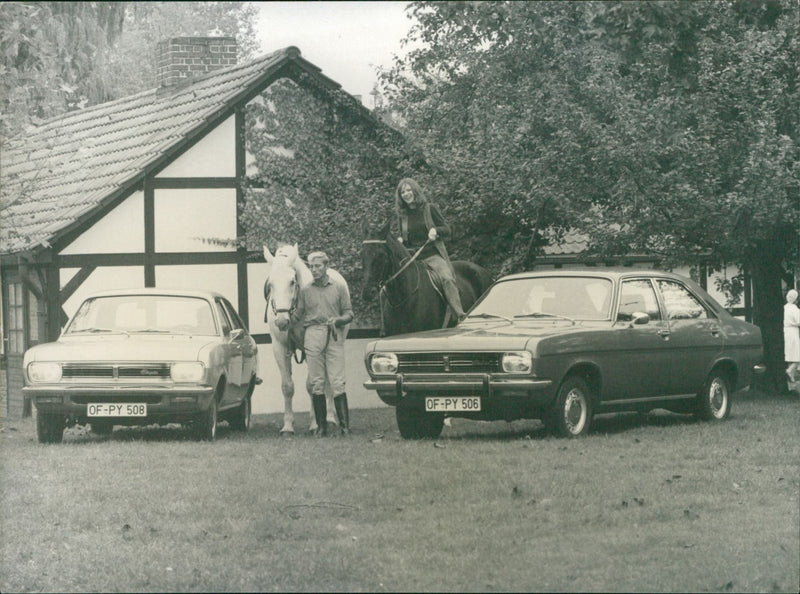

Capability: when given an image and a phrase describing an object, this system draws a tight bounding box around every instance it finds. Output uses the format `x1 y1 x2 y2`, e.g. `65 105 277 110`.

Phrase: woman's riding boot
443 281 466 320
312 393 327 437
334 394 350 435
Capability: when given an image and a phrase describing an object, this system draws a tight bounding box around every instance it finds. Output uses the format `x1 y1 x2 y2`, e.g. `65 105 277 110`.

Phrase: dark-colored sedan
364 270 764 438
24 289 259 443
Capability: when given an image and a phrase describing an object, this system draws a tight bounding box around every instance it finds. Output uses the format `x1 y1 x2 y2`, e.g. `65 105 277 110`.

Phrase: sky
256 1 417 108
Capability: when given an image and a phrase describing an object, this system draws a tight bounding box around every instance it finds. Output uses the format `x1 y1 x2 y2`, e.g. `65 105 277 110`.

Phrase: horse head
360 219 393 301
264 243 302 332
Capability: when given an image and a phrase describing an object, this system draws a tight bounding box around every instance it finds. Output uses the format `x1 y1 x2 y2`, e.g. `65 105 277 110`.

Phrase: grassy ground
1 391 798 593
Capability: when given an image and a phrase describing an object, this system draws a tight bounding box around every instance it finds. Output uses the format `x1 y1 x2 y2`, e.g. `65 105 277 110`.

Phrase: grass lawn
1 390 798 593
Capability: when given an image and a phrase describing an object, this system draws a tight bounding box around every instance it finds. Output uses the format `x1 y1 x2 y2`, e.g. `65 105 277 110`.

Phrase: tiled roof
0 46 350 255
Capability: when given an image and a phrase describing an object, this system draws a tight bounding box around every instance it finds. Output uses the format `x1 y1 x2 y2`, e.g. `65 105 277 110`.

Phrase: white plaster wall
156 115 235 178
247 262 270 335
154 188 237 252
59 192 144 255
154 264 239 310
60 267 144 328
156 264 239 311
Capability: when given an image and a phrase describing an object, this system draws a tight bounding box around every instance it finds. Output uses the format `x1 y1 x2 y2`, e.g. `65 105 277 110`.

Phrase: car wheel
91 421 114 436
695 371 731 421
37 412 64 444
229 396 251 432
195 398 218 441
396 401 443 439
548 376 593 437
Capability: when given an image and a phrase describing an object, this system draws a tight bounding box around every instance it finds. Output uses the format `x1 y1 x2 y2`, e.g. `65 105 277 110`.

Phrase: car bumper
364 373 554 406
24 385 215 422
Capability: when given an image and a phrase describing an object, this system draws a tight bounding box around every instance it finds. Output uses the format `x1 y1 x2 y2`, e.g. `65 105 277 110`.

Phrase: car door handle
711 328 721 337
658 329 670 339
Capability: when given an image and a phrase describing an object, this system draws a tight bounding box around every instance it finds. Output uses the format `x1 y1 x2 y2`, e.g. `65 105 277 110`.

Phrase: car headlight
502 351 533 373
27 362 63 383
369 353 398 375
170 362 205 383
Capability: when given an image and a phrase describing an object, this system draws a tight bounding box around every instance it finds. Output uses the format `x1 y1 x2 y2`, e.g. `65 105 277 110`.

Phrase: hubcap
564 390 587 434
709 379 727 418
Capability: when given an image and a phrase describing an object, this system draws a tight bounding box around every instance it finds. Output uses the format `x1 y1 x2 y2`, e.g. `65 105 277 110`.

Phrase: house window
28 290 39 344
7 282 25 354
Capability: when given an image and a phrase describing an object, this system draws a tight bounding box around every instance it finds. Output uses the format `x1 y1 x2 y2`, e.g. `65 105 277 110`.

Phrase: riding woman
394 178 466 321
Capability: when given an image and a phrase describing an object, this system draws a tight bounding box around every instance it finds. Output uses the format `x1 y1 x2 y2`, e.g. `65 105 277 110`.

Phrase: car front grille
62 364 171 381
397 352 503 374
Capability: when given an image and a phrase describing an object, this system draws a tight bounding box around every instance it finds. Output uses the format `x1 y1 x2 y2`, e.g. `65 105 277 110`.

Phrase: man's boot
312 393 327 437
443 281 466 321
334 393 350 435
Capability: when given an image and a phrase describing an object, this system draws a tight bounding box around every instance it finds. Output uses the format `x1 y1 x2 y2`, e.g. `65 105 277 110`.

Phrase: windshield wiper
130 328 172 334
70 327 117 334
464 312 514 322
514 312 575 323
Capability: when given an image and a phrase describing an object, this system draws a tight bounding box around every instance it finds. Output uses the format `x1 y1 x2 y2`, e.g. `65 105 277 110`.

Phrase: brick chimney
156 37 238 87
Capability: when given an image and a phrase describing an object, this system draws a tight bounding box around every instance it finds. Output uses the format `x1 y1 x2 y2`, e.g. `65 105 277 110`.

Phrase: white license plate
424 397 481 412
87 403 147 417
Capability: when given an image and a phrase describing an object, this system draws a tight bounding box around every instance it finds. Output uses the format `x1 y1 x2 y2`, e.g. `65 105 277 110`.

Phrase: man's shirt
296 274 353 327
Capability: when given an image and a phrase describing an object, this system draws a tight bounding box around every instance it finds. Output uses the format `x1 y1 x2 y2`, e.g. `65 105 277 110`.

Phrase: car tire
195 397 218 441
91 421 114 436
229 396 251 432
695 371 731 421
396 401 444 439
547 376 593 438
37 412 64 444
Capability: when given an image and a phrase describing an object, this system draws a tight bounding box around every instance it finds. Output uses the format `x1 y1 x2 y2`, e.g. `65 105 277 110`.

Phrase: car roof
498 268 693 283
79 288 226 300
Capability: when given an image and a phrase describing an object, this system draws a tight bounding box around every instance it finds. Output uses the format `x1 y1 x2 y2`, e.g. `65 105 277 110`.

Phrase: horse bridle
269 279 300 318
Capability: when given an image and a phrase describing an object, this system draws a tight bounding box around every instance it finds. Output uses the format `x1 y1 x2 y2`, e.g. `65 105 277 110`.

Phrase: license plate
87 403 147 417
424 397 481 412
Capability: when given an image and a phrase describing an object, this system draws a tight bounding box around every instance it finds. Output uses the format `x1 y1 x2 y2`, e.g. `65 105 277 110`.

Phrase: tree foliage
1 1 259 137
382 0 799 390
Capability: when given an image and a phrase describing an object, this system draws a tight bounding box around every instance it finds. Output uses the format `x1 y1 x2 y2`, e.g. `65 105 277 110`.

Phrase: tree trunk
749 247 788 394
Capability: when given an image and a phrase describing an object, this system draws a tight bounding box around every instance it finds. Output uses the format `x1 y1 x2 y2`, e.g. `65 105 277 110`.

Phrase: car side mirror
631 312 650 325
229 328 245 341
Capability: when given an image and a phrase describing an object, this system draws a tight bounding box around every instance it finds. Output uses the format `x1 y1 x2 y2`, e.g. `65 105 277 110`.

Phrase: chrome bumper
364 373 553 399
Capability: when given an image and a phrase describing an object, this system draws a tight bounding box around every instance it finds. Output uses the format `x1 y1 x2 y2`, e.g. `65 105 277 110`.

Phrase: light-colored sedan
24 289 259 443
364 270 765 439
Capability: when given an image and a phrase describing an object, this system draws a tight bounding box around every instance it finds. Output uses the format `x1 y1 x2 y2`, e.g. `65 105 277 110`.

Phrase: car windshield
468 276 613 321
66 295 218 336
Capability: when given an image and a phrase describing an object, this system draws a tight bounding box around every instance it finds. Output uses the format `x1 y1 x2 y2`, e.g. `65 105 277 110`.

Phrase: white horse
263 243 349 435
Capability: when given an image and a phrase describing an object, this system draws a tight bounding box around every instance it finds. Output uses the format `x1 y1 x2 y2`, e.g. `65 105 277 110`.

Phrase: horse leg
274 342 296 435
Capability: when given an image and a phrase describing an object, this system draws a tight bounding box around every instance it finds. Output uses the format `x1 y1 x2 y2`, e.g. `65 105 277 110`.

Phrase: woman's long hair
394 178 427 216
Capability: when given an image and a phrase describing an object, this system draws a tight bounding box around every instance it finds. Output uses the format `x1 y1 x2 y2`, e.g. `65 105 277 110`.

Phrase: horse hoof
280 430 295 437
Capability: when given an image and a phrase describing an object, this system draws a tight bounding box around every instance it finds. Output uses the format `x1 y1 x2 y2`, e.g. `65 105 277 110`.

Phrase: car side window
657 281 709 320
221 299 244 331
215 300 232 335
618 280 661 321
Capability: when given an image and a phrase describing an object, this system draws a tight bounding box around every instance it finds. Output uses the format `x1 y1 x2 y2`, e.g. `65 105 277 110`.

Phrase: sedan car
364 270 764 438
24 289 259 443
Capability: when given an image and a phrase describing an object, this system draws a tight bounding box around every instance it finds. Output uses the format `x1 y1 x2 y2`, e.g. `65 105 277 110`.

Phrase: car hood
26 335 219 362
367 320 604 352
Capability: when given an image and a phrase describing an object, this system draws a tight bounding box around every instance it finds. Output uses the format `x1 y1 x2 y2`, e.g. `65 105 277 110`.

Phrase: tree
382 1 799 392
1 2 126 136
1 2 259 137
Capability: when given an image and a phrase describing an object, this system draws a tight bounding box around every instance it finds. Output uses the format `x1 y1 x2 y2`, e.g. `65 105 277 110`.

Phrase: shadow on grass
61 412 328 444
446 411 701 441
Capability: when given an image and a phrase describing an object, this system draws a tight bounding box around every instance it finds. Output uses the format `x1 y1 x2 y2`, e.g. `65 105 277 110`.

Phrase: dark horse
361 220 494 335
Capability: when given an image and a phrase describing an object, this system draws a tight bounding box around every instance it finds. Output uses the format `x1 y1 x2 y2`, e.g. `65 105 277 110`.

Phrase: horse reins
362 238 431 287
